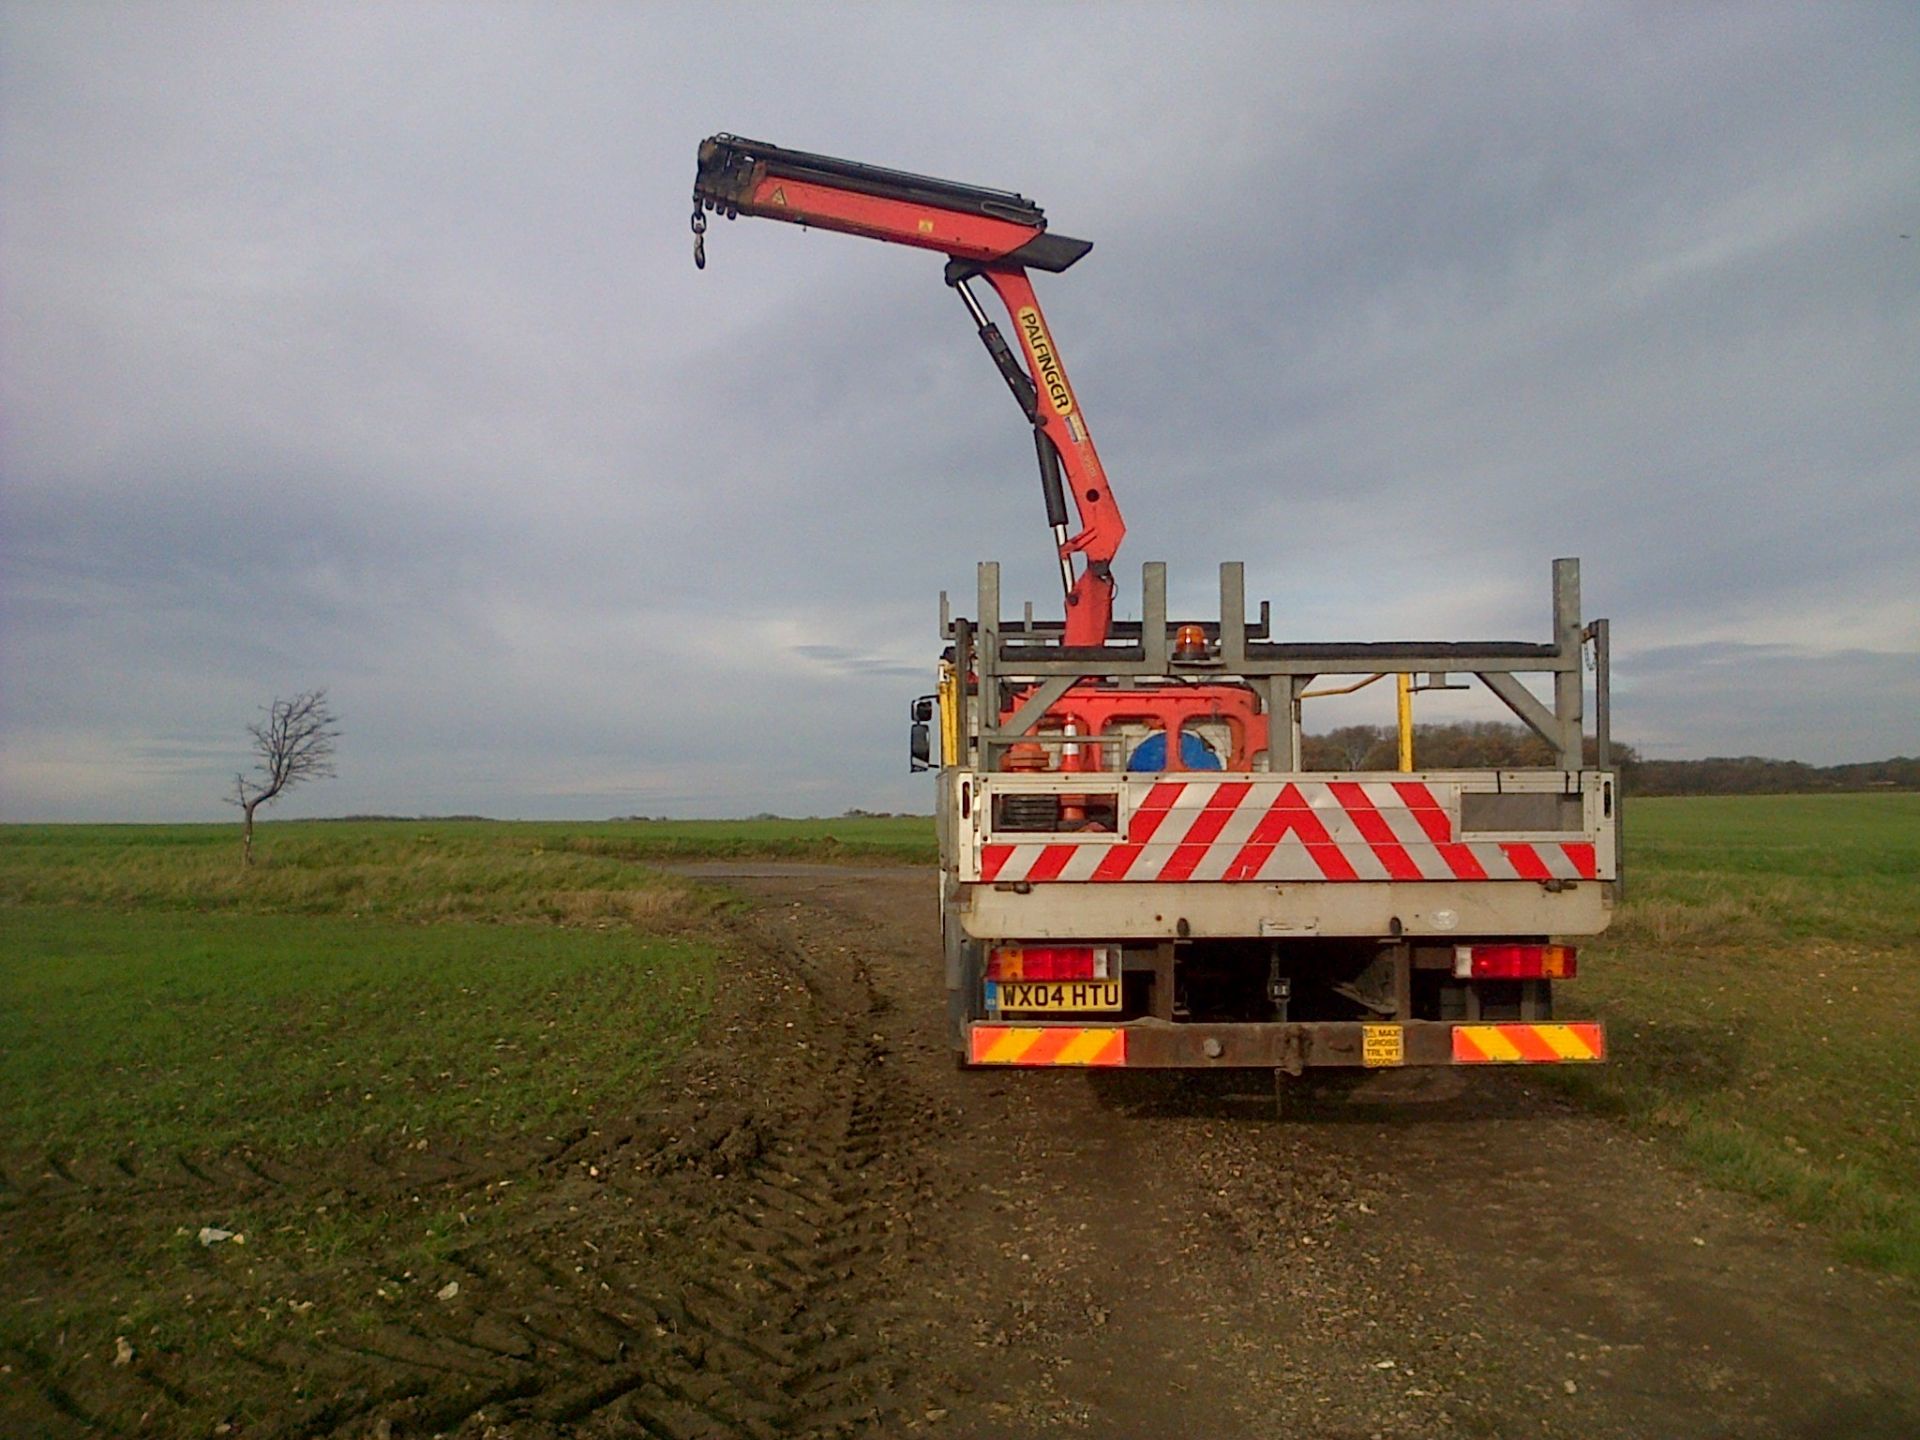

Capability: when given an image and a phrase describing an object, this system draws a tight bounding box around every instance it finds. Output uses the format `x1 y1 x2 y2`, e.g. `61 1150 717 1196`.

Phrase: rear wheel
946 936 984 1061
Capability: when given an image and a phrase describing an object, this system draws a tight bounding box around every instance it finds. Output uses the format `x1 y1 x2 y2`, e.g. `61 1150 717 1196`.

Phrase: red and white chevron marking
977 780 1599 884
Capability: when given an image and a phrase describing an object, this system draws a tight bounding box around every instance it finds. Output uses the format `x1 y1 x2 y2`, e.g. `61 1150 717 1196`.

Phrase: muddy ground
6 863 1920 1438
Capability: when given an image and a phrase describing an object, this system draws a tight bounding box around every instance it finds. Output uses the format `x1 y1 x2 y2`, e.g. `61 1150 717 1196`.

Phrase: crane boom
693 135 1125 645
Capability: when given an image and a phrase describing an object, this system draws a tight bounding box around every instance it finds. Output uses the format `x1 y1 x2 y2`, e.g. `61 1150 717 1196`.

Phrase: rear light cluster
987 945 1115 982
1453 944 1576 980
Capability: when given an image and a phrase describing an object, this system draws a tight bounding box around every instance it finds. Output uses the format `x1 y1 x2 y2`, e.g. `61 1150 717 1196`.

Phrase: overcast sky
3 3 1916 821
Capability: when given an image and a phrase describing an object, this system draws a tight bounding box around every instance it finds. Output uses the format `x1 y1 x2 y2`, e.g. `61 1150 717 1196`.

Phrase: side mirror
912 696 935 724
909 722 932 772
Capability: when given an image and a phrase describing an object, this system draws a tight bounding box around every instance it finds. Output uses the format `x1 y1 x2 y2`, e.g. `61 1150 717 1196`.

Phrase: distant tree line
1301 721 1630 773
1621 754 1920 795
1301 721 1915 794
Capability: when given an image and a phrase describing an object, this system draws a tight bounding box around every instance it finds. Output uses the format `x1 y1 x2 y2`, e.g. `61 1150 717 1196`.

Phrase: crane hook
691 200 707 270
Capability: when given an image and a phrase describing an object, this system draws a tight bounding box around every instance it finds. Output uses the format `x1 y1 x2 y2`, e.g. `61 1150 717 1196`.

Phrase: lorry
692 135 1618 1091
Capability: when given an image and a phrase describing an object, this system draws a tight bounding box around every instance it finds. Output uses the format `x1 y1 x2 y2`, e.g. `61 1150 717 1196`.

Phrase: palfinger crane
688 133 1619 1092
693 135 1124 647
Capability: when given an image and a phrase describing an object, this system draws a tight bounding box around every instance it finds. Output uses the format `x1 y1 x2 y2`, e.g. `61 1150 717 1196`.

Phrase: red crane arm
694 135 1125 645
704 167 1043 264
977 267 1123 645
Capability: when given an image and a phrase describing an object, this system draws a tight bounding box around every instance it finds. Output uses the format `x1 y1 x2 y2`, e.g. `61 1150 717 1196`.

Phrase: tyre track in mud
0 900 950 1440
1 1143 499 1206
342 908 944 1440
13 864 1920 1438
674 864 1920 1440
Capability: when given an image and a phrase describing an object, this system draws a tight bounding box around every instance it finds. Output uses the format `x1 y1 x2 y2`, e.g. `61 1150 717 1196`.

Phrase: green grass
0 815 938 1164
566 814 937 862
0 818 758 1413
5 802 1917 1283
1 907 712 1155
0 820 771 1163
0 815 936 920
1559 792 1920 1276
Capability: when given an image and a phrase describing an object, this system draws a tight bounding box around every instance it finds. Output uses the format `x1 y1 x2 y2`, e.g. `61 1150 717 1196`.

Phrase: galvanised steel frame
944 557 1611 776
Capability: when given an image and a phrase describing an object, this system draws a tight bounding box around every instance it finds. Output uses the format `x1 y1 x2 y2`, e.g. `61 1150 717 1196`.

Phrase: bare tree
229 690 341 865
1322 723 1389 771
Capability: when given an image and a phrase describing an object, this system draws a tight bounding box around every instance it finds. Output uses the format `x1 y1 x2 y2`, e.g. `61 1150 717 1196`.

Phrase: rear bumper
965 1019 1604 1069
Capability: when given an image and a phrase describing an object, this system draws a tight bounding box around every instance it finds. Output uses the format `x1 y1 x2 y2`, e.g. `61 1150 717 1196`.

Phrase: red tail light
1453 944 1576 980
987 945 1113 981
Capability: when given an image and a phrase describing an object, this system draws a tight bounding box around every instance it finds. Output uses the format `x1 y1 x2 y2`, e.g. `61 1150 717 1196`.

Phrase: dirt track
7 862 1920 1438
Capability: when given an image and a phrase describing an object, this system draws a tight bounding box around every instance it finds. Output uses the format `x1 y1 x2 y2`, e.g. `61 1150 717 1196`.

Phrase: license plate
994 979 1122 1012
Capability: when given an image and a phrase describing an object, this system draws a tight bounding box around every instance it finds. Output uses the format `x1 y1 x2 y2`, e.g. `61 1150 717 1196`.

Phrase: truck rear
933 557 1618 1080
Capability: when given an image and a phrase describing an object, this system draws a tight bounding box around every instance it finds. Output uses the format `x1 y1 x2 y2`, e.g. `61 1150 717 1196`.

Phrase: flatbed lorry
693 135 1618 1083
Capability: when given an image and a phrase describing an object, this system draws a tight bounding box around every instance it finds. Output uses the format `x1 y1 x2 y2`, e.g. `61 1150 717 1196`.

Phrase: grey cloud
1620 643 1920 764
4 3 1916 820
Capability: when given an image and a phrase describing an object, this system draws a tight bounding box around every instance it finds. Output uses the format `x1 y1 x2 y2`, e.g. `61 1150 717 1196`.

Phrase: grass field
0 815 936 920
1561 792 1920 1276
3 798 1917 1284
0 822 746 1163
0 817 935 1160
0 819 756 1412
5 908 712 1156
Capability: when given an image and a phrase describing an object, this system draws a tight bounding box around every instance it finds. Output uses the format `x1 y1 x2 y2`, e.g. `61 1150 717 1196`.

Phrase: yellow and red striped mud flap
1452 1022 1605 1064
968 1025 1127 1067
